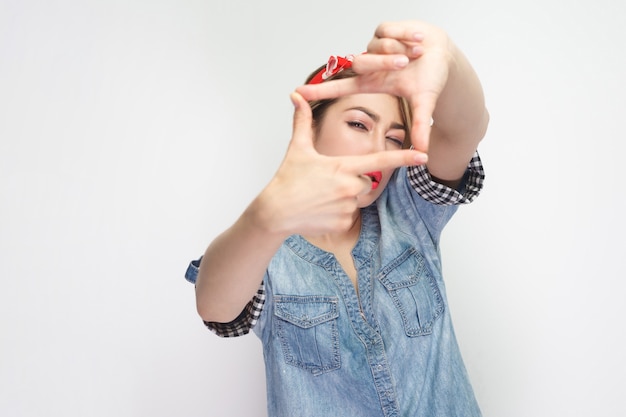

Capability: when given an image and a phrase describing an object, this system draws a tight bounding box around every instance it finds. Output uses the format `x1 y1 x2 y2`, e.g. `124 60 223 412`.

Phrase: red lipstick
364 171 382 189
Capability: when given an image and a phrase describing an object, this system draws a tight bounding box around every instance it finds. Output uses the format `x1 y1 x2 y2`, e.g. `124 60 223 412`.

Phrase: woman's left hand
296 20 453 154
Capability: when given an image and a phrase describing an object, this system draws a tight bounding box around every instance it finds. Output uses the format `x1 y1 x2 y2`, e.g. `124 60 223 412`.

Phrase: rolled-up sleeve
184 257 265 337
407 152 484 206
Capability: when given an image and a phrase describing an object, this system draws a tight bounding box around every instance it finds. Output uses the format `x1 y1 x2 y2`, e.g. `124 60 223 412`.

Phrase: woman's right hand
249 92 426 238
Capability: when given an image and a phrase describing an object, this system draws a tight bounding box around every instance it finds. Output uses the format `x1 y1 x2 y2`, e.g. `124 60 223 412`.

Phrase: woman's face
314 93 406 207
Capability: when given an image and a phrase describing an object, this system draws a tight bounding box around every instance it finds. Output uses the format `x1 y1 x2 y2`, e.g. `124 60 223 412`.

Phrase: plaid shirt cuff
407 152 484 205
204 283 265 337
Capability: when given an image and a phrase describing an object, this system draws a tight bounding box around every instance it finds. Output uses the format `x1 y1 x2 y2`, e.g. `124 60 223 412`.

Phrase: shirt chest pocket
273 295 340 376
378 248 444 337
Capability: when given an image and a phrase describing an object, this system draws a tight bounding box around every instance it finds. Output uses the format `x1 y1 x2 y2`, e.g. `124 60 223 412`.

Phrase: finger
346 148 428 175
409 92 438 153
367 37 424 58
295 77 362 102
368 42 424 59
374 21 425 43
357 175 373 195
351 53 410 74
411 121 432 154
288 91 315 151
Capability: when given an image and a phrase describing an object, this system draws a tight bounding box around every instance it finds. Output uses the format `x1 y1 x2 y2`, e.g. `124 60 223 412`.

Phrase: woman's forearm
426 39 489 183
195 199 287 323
433 40 489 147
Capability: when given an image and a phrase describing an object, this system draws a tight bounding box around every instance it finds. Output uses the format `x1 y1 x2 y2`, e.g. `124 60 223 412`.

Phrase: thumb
411 118 432 154
410 93 437 153
288 91 315 151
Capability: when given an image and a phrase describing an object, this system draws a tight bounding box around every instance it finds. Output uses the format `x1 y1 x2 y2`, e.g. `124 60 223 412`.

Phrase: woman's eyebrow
348 106 405 130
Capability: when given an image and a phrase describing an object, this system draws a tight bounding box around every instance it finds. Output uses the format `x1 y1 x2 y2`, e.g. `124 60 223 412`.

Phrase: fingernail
413 32 424 41
414 152 428 164
290 92 300 108
394 56 409 68
411 46 423 56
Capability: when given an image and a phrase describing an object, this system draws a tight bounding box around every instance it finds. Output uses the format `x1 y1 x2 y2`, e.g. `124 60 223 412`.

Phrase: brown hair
304 65 412 149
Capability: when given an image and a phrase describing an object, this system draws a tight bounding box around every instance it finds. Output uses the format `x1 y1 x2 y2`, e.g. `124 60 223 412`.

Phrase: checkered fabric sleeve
203 283 266 337
185 257 266 338
408 152 484 205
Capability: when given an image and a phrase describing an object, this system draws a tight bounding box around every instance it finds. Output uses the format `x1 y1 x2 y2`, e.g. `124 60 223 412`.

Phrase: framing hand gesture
297 21 467 155
256 91 427 238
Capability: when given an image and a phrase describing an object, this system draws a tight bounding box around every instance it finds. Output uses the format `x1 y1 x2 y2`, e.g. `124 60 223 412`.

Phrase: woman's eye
387 137 404 148
348 121 367 130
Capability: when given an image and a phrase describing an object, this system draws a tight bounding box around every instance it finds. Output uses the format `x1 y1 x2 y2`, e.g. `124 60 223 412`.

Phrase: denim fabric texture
248 166 482 417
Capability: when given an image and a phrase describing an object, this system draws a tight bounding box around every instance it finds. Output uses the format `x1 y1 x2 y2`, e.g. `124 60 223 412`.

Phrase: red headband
308 55 355 84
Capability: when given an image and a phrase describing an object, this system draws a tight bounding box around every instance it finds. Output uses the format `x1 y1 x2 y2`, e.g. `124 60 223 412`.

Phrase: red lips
364 171 382 189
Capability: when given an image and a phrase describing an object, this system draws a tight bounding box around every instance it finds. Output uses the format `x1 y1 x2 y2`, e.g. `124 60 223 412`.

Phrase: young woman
185 20 489 417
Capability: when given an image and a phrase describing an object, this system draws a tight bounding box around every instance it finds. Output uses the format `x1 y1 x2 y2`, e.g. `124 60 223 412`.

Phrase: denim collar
284 204 380 269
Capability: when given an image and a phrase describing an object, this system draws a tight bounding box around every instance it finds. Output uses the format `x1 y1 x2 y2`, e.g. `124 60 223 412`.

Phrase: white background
1 1 625 416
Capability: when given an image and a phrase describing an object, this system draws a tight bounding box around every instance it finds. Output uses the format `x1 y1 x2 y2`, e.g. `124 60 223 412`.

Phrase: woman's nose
373 132 387 152
361 130 388 153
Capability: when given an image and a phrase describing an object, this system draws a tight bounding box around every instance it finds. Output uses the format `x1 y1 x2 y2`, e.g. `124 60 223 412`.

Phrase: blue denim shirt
186 160 484 417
